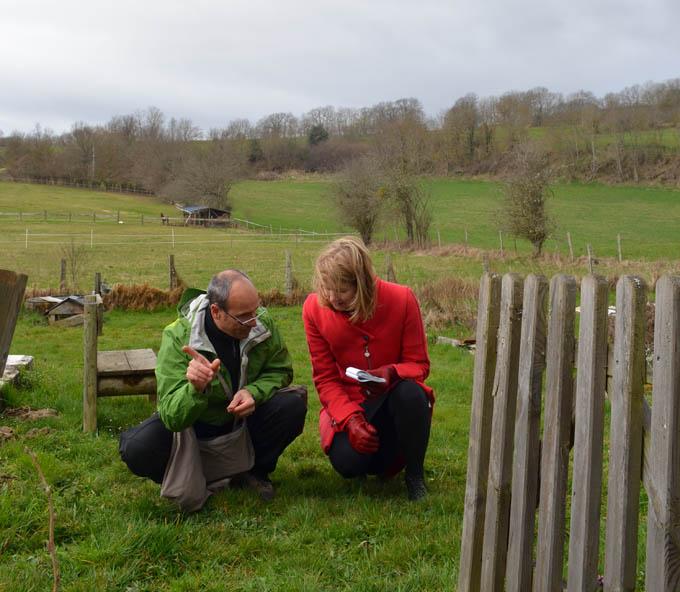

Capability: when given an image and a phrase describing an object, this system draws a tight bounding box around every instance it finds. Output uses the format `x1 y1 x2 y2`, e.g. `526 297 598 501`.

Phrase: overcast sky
1 0 678 136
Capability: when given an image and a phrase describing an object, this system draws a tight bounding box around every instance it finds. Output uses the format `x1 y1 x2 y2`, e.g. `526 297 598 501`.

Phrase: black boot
405 474 427 501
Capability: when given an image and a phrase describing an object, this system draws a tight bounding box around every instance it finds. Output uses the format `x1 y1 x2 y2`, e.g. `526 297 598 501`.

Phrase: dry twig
24 446 59 592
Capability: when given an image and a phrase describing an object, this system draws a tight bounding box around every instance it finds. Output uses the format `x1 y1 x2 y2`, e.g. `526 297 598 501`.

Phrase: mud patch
3 407 58 421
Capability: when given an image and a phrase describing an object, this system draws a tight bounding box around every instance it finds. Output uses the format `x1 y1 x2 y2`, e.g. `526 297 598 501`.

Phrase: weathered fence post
285 251 292 298
480 273 524 592
458 273 501 592
60 259 67 293
567 231 574 262
534 274 576 591
0 270 28 387
604 275 647 590
567 274 609 592
169 254 176 290
617 233 623 262
645 275 680 591
83 294 98 433
505 273 548 592
94 272 101 295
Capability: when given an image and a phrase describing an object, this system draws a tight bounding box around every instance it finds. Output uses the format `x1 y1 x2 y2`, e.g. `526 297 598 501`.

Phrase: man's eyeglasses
223 308 264 326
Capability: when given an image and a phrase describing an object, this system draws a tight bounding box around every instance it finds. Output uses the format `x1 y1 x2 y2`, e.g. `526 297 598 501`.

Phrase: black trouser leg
385 380 431 478
119 412 173 484
246 391 307 477
327 380 431 479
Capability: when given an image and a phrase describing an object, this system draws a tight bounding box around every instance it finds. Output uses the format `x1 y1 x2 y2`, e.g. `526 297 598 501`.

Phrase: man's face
210 280 260 340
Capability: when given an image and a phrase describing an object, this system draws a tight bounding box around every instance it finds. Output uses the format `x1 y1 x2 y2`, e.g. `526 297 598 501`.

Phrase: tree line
0 78 678 248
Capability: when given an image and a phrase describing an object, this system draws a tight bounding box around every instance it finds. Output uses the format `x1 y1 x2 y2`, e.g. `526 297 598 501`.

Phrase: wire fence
0 209 344 238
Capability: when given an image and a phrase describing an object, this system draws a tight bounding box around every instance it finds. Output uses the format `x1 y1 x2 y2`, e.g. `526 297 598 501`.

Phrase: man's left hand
227 389 256 418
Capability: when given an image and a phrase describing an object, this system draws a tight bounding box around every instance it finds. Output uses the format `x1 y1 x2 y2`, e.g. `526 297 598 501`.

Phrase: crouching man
119 269 307 511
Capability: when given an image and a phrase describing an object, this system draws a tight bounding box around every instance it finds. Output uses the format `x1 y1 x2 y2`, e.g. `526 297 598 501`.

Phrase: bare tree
497 145 555 256
159 140 243 210
58 239 87 292
328 156 384 244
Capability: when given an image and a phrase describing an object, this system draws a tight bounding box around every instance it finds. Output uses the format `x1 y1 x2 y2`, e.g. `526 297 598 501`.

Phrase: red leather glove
344 413 379 454
360 365 399 400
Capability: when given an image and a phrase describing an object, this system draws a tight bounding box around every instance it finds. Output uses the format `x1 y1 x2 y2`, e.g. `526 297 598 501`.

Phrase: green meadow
0 177 677 589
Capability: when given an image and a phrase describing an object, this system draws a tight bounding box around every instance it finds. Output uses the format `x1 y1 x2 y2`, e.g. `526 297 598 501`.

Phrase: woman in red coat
302 236 434 501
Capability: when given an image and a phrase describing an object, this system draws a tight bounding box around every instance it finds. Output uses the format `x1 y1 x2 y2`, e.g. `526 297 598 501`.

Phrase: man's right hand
344 413 379 454
182 345 220 392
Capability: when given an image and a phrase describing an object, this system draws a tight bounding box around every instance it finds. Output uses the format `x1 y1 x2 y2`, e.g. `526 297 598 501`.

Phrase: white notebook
345 367 386 383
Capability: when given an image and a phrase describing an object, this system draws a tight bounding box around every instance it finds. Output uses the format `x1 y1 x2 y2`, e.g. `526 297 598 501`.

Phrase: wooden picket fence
458 272 680 592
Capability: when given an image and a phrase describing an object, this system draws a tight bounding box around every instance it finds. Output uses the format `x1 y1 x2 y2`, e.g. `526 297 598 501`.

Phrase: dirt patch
0 426 15 443
3 407 59 421
25 427 52 438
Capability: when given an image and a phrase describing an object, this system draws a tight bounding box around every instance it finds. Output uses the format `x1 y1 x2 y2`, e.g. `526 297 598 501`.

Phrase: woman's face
325 281 357 312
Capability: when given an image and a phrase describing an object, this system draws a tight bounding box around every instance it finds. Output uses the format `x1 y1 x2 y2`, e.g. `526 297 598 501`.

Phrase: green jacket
156 289 293 432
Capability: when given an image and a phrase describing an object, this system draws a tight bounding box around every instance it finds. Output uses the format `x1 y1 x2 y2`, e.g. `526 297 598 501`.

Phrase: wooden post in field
567 274 609 592
604 275 647 590
645 275 680 591
617 233 623 262
94 272 101 295
117 211 120 223
499 231 503 253
169 254 176 290
83 294 98 433
505 274 548 592
285 251 292 298
480 274 523 592
567 232 574 262
60 259 67 293
0 269 28 387
458 273 501 592
587 244 593 274
534 274 576 592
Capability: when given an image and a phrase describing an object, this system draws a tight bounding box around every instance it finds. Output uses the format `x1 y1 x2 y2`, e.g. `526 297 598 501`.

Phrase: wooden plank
604 275 647 590
534 274 576 591
506 273 548 592
83 294 98 433
52 313 84 328
97 349 157 376
458 273 502 592
0 269 28 381
645 275 680 591
568 274 609 592
480 273 524 592
97 375 157 397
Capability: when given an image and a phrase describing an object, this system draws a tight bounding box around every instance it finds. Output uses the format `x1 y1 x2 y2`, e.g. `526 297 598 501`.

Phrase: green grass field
1 178 679 295
0 178 676 590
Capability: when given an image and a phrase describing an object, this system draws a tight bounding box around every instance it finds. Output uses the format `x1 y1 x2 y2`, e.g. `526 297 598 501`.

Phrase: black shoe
405 475 428 501
232 471 275 501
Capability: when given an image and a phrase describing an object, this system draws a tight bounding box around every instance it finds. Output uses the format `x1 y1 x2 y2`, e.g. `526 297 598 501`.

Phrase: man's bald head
207 269 254 310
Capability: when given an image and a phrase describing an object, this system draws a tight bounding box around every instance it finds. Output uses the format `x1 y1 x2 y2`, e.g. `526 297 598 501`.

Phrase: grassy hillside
1 179 679 297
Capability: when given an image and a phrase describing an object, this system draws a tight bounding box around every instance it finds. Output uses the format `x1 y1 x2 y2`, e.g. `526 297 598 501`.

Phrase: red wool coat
302 278 434 453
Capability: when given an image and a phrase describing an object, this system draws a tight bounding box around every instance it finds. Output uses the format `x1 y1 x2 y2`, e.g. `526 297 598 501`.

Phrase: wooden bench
83 294 157 433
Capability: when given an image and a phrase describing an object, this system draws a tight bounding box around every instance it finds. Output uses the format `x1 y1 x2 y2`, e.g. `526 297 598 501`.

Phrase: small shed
176 205 231 227
45 296 85 326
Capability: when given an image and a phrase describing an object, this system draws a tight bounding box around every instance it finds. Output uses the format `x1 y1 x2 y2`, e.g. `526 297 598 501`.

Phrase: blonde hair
314 236 377 323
